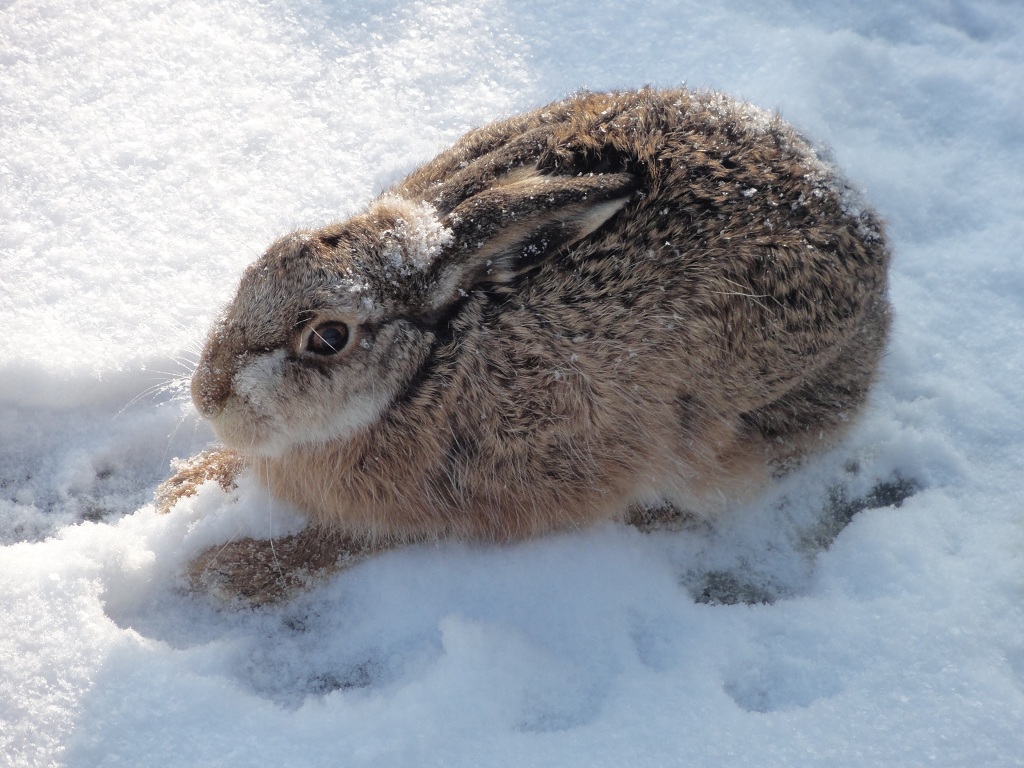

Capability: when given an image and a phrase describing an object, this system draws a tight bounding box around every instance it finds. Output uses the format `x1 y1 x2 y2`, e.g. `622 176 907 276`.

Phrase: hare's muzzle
191 356 233 419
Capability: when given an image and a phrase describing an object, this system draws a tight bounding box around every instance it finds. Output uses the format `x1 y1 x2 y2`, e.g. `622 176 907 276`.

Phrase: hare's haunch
161 87 891 601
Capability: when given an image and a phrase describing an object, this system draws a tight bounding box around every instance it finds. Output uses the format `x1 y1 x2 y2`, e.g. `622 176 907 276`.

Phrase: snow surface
2 0 1023 765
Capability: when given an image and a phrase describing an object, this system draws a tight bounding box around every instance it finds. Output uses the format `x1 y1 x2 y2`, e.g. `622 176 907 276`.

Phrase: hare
158 87 891 603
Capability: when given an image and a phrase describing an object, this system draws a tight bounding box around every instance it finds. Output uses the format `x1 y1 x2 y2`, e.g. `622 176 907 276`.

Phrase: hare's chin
211 393 388 459
206 413 290 458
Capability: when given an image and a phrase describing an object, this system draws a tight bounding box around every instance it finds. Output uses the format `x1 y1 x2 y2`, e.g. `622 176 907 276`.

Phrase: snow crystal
374 195 454 275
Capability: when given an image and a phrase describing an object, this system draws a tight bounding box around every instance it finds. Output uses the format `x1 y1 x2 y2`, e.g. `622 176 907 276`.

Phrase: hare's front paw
154 448 244 514
186 529 385 605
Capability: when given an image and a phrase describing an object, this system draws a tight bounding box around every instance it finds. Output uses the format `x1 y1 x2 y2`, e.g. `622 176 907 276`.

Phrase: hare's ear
424 170 636 312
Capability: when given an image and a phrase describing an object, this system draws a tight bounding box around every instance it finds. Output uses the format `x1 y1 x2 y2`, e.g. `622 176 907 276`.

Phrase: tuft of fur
162 87 892 600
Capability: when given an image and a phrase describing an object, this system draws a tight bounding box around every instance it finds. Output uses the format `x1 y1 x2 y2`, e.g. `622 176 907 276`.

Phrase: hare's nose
191 356 232 418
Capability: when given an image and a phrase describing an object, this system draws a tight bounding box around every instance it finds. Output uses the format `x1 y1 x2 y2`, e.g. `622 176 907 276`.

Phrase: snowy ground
2 0 1023 765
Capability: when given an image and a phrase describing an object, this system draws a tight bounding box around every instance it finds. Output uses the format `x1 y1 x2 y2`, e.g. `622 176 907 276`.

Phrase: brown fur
159 87 891 602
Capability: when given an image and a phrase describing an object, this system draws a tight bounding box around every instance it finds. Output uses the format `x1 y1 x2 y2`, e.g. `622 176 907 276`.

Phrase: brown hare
158 87 891 603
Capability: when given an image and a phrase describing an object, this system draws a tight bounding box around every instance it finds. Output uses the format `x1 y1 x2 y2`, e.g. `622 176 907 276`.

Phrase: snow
374 196 454 273
2 0 1023 766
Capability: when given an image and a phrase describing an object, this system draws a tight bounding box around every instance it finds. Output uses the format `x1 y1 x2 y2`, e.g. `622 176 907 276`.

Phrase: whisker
116 376 191 418
265 458 288 587
194 519 248 582
156 402 206 475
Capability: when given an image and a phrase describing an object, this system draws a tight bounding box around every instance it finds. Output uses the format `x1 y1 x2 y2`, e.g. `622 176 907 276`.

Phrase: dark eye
306 322 350 356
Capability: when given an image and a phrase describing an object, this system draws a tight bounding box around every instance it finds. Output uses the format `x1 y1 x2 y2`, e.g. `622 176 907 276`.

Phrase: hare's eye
307 322 350 356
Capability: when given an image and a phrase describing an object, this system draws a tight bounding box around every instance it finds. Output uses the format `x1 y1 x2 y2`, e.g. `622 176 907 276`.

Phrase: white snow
373 196 454 274
2 1 1023 766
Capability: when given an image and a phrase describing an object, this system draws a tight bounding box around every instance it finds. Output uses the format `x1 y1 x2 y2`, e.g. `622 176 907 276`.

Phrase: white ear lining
427 266 467 312
570 196 631 241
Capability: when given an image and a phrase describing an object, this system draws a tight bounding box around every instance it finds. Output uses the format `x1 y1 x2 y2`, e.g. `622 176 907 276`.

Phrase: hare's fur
164 87 891 598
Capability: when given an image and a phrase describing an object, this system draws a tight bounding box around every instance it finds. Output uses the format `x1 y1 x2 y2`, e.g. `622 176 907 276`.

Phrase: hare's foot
155 448 245 514
186 527 387 606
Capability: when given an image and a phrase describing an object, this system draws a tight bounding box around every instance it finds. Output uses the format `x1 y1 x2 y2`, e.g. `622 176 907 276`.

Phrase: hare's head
191 171 636 457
